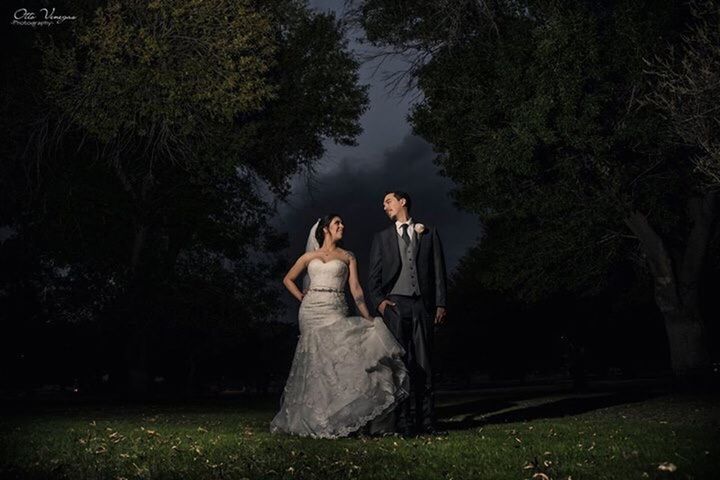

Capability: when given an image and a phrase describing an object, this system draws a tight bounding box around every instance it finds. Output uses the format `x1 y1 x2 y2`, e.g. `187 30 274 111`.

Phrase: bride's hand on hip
378 299 396 315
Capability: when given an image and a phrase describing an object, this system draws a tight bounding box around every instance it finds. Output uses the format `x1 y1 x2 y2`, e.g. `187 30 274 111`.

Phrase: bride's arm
283 253 311 302
346 251 373 321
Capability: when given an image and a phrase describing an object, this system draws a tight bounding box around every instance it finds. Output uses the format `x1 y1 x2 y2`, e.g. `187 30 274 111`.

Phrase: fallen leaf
657 462 677 472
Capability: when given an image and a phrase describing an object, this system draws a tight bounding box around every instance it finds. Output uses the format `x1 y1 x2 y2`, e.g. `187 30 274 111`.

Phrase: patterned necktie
400 223 410 246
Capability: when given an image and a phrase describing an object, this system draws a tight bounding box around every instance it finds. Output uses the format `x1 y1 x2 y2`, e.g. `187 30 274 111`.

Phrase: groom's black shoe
417 426 448 436
394 419 413 437
365 430 399 438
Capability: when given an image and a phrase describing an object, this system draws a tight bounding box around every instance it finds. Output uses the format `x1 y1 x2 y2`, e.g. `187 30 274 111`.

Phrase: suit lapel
385 225 401 263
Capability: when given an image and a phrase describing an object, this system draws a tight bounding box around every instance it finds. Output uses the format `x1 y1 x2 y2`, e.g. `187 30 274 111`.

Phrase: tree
2 0 368 392
644 0 720 188
358 0 717 380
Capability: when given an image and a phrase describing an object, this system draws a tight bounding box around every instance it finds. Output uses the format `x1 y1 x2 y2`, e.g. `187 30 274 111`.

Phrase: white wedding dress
270 258 409 439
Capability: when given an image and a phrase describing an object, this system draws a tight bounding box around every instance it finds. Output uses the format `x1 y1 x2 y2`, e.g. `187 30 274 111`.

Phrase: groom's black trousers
382 294 435 432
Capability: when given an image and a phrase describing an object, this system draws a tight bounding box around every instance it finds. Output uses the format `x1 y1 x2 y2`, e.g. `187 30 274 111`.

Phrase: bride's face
325 216 344 242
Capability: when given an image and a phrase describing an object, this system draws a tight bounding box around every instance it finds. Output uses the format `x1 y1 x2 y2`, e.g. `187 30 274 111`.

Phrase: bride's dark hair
315 213 343 248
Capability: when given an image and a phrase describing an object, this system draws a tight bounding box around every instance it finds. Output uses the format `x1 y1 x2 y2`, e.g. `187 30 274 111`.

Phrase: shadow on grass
436 389 572 418
437 390 660 431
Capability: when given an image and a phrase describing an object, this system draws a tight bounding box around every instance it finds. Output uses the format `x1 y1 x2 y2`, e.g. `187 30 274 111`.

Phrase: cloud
276 134 483 289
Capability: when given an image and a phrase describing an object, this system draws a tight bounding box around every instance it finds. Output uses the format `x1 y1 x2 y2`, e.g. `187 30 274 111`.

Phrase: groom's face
383 193 405 221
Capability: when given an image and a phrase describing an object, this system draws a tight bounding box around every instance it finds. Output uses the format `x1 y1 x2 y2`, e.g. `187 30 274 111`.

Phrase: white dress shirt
395 218 414 241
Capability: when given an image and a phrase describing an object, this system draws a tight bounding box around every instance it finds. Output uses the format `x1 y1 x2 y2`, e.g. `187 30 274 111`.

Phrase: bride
270 214 409 438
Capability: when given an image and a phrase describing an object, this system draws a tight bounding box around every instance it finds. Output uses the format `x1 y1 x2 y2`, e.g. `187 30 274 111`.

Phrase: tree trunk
624 193 715 381
124 224 151 395
114 163 155 395
130 224 148 276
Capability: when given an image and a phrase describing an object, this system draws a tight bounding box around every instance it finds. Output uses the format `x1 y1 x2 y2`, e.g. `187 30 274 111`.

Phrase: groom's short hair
386 191 412 212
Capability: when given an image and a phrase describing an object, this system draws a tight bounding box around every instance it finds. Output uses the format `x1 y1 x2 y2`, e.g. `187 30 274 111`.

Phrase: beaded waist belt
308 287 344 293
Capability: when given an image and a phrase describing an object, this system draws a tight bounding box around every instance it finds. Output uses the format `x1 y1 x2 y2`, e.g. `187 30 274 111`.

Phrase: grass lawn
1 390 718 480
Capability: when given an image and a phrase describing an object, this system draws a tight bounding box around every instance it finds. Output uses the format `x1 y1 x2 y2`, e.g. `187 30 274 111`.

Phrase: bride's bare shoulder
298 252 320 264
339 249 355 262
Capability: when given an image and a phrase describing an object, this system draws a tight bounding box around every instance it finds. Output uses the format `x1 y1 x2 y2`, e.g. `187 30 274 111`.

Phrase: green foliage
42 0 277 150
39 0 368 192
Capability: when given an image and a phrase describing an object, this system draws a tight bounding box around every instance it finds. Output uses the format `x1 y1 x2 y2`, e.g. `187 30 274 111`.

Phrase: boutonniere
414 223 426 235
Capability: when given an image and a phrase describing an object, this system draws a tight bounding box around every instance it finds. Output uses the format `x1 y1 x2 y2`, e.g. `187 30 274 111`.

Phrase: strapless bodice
307 258 348 291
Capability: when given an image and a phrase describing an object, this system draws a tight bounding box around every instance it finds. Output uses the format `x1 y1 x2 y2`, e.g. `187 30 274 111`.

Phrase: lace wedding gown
270 258 409 439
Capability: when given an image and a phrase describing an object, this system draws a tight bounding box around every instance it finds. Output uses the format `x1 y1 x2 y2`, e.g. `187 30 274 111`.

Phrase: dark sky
273 1 483 320
277 134 483 277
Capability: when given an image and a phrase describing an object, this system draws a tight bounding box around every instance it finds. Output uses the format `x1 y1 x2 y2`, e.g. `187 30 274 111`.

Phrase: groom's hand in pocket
378 299 397 316
434 307 447 326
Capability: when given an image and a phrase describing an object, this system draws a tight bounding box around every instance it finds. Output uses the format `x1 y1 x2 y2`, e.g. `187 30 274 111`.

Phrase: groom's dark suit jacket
368 222 447 315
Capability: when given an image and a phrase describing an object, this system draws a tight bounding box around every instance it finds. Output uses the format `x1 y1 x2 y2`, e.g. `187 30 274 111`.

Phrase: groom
368 191 447 436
